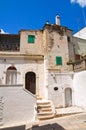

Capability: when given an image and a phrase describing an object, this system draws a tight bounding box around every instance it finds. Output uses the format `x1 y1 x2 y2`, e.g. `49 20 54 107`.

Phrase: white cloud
71 0 86 7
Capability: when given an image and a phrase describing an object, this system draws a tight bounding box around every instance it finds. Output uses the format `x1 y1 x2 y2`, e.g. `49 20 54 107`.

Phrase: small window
28 35 35 43
75 54 81 61
67 36 70 42
56 56 62 65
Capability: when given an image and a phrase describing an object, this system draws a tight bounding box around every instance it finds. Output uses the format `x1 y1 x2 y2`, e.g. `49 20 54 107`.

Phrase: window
28 35 35 43
6 66 17 85
75 54 81 61
67 36 70 42
56 56 62 65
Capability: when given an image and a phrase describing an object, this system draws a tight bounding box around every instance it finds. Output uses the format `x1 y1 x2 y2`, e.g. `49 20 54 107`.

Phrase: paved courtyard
26 112 86 130
0 108 86 130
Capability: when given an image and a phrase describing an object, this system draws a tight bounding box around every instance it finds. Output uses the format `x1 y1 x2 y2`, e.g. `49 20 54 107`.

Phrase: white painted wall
0 58 45 98
48 73 73 108
0 86 36 126
73 71 86 107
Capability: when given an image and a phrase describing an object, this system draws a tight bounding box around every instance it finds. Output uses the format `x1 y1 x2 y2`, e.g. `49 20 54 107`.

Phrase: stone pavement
0 107 86 130
55 106 86 116
26 113 86 130
0 113 86 130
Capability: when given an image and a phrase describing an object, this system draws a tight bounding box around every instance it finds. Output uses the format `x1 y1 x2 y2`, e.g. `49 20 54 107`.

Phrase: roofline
73 26 86 35
0 33 19 36
19 29 42 33
43 23 73 31
73 36 86 41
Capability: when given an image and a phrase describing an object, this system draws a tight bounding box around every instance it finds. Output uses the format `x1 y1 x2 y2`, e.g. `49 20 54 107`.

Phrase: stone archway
25 72 36 94
6 66 17 85
65 88 72 107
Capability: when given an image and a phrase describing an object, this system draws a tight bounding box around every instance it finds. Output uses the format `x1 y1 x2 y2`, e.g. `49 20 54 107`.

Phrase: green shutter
28 35 35 43
56 56 62 65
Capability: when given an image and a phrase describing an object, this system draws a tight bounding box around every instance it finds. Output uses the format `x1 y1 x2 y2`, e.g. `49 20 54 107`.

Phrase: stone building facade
0 16 86 126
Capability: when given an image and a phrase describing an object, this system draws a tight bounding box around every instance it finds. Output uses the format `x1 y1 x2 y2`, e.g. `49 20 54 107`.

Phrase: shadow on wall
27 123 65 130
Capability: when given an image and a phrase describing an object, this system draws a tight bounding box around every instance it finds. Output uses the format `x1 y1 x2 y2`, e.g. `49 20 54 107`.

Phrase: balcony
0 34 20 52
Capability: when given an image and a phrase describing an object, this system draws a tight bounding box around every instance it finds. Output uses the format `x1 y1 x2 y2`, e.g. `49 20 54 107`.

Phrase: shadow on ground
27 123 65 130
0 123 66 130
0 125 25 130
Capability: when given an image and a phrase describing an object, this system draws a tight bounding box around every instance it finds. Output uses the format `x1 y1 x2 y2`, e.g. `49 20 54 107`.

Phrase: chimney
55 14 60 25
46 20 49 24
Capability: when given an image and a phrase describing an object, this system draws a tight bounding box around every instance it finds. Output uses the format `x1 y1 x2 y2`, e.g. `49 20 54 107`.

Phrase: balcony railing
0 43 20 51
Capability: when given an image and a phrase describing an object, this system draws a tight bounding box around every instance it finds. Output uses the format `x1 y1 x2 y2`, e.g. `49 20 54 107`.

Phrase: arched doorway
65 88 72 107
6 66 17 85
25 72 36 94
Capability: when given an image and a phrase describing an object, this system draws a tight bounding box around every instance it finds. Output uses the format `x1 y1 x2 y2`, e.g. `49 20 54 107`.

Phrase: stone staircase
36 99 55 120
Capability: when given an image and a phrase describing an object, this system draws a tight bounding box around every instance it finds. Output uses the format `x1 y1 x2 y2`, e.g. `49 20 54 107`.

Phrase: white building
0 16 86 126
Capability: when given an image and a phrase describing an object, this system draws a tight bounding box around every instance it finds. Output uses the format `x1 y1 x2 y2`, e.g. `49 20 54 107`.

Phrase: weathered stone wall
66 30 75 63
42 25 75 107
20 30 44 55
43 25 74 73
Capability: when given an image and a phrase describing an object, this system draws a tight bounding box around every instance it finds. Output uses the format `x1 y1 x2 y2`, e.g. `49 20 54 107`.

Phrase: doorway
6 66 17 85
65 88 72 107
25 72 36 94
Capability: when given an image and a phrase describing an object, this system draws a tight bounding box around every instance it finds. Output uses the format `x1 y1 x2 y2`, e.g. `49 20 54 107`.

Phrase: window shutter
28 35 35 43
56 56 62 65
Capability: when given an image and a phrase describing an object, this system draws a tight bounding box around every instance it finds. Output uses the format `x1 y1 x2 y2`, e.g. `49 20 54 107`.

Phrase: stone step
37 101 51 105
37 97 42 100
37 104 51 108
38 111 53 115
38 115 54 120
41 109 52 112
41 106 52 110
36 99 55 120
36 95 42 100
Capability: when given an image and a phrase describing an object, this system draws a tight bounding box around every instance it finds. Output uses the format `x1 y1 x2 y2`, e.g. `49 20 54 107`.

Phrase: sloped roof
74 27 86 40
